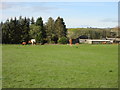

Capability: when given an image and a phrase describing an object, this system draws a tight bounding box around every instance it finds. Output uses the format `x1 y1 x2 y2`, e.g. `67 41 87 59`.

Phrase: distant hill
67 27 118 39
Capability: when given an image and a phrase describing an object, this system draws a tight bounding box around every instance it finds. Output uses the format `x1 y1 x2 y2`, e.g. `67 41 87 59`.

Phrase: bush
50 41 55 44
58 37 68 44
47 40 55 44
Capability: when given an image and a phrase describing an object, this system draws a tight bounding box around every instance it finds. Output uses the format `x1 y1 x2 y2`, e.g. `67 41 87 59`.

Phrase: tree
58 37 68 44
36 17 46 44
45 17 55 43
54 17 67 42
2 19 10 44
18 16 25 43
36 17 43 26
0 22 2 43
102 30 107 38
60 17 67 37
11 17 22 44
9 17 18 43
31 17 35 24
2 16 69 44
29 24 41 42
20 17 30 43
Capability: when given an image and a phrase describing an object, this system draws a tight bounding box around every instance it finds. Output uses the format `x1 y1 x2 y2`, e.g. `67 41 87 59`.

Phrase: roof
78 36 88 39
87 39 111 42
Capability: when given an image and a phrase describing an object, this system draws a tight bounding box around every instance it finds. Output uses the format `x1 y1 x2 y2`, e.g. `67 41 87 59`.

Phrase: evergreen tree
2 19 11 44
31 17 35 24
12 17 22 44
10 17 16 43
54 17 67 42
29 24 41 40
36 17 43 26
60 17 67 36
36 17 46 44
0 22 2 43
45 17 55 43
21 17 30 43
18 16 25 43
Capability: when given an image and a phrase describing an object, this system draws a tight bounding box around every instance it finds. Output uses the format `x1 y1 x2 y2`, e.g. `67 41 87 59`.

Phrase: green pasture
2 44 118 88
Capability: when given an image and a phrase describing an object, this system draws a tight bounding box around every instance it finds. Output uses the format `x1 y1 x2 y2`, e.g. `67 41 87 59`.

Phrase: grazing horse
102 42 106 44
22 42 26 45
28 41 32 44
31 39 36 45
69 39 72 46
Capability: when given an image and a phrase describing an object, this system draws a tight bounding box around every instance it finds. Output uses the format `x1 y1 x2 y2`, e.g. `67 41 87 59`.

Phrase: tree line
1 16 67 44
1 16 119 44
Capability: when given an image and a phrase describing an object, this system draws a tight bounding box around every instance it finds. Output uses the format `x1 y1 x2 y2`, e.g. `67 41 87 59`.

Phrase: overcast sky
0 2 118 28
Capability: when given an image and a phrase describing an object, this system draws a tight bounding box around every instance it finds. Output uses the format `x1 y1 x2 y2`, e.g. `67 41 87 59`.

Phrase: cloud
1 2 59 13
101 18 117 22
0 2 59 22
0 2 14 10
31 5 59 13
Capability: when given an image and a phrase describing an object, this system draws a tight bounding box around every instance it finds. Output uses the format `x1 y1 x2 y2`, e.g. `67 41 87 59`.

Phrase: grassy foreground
2 44 118 88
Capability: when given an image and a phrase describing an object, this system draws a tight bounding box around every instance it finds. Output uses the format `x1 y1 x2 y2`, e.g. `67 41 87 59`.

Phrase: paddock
2 44 118 88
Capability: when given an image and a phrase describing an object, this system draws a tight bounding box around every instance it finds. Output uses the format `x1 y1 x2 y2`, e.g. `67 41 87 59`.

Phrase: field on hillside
2 44 118 88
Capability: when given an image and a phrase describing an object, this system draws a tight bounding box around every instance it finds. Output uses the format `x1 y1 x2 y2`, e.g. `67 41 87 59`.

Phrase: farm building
78 35 88 44
70 35 120 44
106 37 120 43
71 39 79 44
114 38 120 43
85 39 112 44
70 35 88 44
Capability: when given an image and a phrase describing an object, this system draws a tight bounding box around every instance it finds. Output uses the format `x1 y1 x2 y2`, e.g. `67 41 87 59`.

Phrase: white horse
31 39 36 45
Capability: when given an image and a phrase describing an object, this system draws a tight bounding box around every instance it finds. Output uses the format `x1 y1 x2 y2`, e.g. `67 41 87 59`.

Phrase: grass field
2 44 118 88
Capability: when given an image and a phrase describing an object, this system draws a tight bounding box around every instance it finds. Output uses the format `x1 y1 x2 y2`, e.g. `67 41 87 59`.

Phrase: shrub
50 41 55 44
58 37 68 44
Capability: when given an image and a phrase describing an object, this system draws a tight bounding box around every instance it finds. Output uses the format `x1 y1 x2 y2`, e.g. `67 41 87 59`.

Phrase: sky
0 2 118 28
